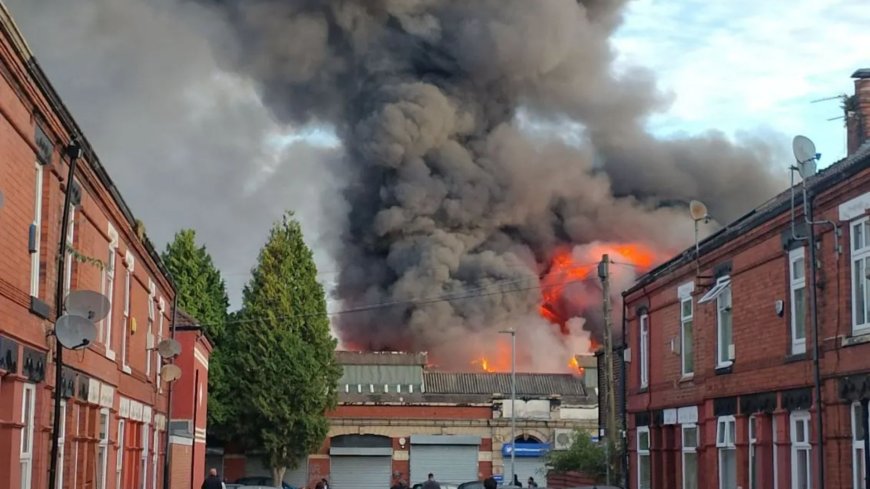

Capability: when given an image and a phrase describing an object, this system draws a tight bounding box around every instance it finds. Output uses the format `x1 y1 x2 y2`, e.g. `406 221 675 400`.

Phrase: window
791 411 812 489
681 297 694 376
852 218 870 334
20 383 36 489
63 203 77 298
773 414 780 489
56 401 67 489
140 423 149 489
640 314 649 388
122 251 135 371
698 275 733 367
103 225 118 358
30 162 44 297
790 248 807 354
151 425 159 489
717 416 737 489
682 424 698 489
748 416 758 489
97 409 109 489
852 402 867 489
72 404 81 489
116 419 126 489
156 298 165 387
637 426 651 489
146 281 155 377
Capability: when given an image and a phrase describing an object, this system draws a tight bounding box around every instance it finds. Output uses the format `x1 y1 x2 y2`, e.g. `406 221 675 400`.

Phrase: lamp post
499 328 516 485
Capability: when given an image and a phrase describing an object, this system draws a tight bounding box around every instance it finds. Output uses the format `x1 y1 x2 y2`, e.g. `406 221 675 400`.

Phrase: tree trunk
273 466 287 487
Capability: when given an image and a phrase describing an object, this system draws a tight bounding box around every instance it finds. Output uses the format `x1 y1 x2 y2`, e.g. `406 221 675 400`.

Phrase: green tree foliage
161 229 231 427
546 429 607 482
227 212 340 485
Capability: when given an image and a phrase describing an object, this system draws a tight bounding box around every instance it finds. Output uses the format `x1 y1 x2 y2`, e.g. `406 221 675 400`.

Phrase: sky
4 0 869 309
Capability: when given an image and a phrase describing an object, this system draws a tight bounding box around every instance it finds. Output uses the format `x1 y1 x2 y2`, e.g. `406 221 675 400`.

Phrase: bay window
682 424 698 489
791 411 812 489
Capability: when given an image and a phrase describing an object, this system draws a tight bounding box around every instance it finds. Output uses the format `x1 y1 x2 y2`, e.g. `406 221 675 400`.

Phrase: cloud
5 0 346 308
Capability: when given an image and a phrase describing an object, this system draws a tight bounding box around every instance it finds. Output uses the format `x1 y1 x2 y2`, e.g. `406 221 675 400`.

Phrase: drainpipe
806 191 826 489
621 294 629 489
162 292 178 489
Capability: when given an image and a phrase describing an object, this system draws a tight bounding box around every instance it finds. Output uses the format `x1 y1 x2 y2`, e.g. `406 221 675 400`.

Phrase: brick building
218 351 597 489
623 70 870 489
0 4 201 489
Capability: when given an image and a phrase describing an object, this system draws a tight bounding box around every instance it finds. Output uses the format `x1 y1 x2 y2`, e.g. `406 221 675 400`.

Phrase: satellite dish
689 200 708 221
156 339 182 359
792 135 817 163
55 314 97 350
160 364 182 383
65 290 111 321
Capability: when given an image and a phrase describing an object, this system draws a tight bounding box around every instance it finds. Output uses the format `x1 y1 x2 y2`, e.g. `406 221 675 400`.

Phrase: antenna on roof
788 135 841 254
689 200 711 277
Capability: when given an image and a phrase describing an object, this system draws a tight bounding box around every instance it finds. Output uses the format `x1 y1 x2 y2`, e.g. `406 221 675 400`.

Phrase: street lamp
499 328 516 485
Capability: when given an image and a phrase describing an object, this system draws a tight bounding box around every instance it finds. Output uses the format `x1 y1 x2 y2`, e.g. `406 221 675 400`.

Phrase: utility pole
500 328 517 484
598 254 617 486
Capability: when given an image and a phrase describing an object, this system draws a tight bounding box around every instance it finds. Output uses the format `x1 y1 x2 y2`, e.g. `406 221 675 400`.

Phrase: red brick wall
170 443 192 489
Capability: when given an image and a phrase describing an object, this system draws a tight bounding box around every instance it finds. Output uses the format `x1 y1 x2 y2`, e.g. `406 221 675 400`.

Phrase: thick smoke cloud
193 0 784 370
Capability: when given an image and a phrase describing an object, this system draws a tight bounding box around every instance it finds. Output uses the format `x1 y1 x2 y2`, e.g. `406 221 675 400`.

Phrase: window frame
681 296 694 377
682 423 698 489
790 411 812 489
56 400 67 489
715 277 734 368
103 224 119 359
640 313 649 389
146 281 155 378
116 418 126 489
20 383 36 489
637 426 651 489
748 415 758 489
121 251 135 372
851 217 870 334
151 424 159 489
140 422 149 489
853 402 867 489
30 162 44 298
717 415 737 489
62 198 77 298
789 247 807 354
98 408 110 489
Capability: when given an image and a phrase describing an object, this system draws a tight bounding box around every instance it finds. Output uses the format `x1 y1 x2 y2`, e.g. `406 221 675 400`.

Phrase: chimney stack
847 68 870 156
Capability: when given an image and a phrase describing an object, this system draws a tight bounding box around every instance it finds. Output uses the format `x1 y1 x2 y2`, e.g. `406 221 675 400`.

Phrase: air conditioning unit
553 429 574 450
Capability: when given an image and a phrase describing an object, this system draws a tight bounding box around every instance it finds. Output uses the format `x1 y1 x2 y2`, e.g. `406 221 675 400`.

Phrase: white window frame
30 162 44 297
156 298 165 389
637 426 651 489
151 424 159 489
63 202 77 298
851 217 870 334
715 277 734 368
790 411 812 489
748 415 758 489
146 281 155 377
790 247 807 354
122 251 135 372
98 408 109 489
852 402 868 489
103 225 119 360
682 424 698 489
140 422 149 489
116 418 126 489
639 314 649 388
681 296 694 377
20 383 36 489
717 415 737 489
56 400 67 489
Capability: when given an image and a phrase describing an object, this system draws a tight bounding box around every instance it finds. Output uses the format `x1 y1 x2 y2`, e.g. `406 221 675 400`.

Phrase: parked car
412 483 459 489
234 476 297 489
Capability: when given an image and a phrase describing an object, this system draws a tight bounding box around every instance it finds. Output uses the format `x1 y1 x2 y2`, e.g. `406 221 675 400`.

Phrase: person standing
483 476 498 489
527 476 538 488
421 473 441 489
202 468 225 489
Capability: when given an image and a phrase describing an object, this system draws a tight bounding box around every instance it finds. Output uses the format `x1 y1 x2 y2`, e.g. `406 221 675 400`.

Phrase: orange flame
569 356 585 376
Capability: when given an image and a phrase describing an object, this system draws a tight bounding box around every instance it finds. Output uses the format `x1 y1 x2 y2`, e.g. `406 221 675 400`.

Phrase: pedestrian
421 472 441 489
483 476 498 489
527 476 538 488
511 474 522 487
315 482 324 489
201 468 225 489
321 478 330 489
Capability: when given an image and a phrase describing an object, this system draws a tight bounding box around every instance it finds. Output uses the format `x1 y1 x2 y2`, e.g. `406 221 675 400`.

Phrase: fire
569 355 584 376
472 357 492 372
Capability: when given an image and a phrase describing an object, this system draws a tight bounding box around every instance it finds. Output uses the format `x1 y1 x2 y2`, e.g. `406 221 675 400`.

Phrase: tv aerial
155 338 182 359
55 314 97 350
792 135 819 180
65 290 111 321
160 363 182 383
689 200 709 222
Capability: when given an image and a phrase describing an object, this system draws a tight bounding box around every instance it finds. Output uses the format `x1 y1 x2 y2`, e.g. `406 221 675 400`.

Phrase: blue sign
493 475 504 483
501 442 551 458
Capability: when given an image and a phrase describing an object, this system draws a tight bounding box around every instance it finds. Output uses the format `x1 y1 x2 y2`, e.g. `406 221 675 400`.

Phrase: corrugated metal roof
336 351 428 366
423 372 588 397
627 142 870 295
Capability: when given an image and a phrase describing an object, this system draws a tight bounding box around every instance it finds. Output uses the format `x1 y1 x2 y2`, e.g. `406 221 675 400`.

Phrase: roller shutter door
329 455 392 489
245 455 308 487
507 457 546 484
410 444 479 485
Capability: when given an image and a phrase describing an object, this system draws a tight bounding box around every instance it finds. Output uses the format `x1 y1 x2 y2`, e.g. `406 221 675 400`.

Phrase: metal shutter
245 455 308 487
329 455 392 489
410 445 479 485
506 457 546 484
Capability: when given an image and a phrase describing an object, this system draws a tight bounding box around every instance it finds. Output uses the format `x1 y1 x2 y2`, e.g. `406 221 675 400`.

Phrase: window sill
122 365 132 374
29 296 50 319
842 332 870 348
106 349 116 361
785 352 807 363
715 362 733 375
679 373 694 383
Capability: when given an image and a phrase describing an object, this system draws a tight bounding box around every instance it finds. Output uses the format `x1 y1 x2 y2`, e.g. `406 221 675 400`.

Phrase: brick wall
170 444 192 489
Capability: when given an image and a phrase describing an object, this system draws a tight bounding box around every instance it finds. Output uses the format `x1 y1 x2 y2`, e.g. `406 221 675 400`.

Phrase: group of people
499 474 540 488
388 472 540 489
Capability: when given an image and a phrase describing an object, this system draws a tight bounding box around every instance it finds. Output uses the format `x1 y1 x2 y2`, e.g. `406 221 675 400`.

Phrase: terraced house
624 69 870 489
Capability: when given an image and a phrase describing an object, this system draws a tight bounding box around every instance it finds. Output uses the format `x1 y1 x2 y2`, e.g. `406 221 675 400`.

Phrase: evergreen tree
161 229 232 427
228 212 340 485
